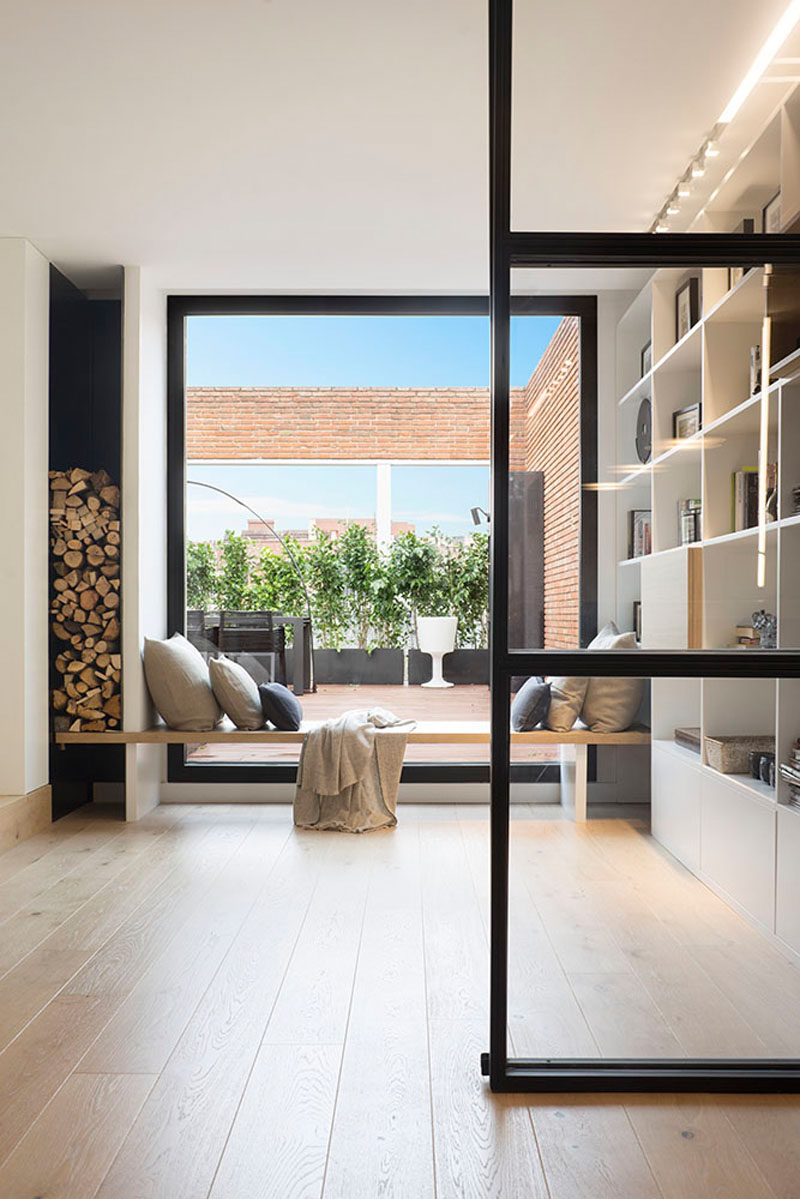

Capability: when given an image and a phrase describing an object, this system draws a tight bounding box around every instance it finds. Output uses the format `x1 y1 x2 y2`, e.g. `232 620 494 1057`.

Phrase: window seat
55 724 650 821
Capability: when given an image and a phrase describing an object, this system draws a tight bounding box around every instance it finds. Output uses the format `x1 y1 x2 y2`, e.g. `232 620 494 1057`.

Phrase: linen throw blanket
295 708 415 833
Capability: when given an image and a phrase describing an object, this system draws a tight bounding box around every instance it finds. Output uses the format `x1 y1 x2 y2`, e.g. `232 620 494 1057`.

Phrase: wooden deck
0 802 798 1197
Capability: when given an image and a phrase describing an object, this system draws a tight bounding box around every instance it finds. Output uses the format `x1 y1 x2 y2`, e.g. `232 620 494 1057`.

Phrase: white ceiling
0 0 791 292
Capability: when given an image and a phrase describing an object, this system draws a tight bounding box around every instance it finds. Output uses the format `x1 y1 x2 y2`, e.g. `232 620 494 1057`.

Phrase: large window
167 297 596 782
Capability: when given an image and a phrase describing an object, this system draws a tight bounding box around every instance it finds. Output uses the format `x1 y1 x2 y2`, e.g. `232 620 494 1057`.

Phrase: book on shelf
731 464 777 532
678 498 701 545
627 509 651 558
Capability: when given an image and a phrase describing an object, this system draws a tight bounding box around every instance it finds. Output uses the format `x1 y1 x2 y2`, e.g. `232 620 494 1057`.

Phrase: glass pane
506 667 800 1062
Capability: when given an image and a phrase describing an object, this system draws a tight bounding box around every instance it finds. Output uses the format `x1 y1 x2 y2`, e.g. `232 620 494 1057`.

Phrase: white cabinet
651 742 702 873
776 806 800 955
701 771 776 933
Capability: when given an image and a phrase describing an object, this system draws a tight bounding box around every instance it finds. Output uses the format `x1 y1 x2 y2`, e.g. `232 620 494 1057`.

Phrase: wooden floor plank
531 1100 662 1199
429 1018 549 1199
95 832 326 1199
79 820 292 1073
210 1043 341 1199
627 1096 778 1199
265 834 372 1045
722 1098 800 1199
323 823 436 1199
0 994 120 1166
0 1072 155 1199
420 820 489 1022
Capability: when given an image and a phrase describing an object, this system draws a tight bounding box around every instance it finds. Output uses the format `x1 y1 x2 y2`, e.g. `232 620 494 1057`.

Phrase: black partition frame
166 292 597 785
485 0 800 1092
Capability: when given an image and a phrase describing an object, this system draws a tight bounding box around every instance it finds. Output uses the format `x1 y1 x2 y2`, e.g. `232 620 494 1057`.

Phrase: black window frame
166 293 597 784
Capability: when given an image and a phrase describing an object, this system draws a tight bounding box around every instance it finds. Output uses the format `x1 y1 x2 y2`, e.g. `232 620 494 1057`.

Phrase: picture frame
762 190 782 234
675 277 699 342
673 401 701 440
728 218 754 289
640 340 652 377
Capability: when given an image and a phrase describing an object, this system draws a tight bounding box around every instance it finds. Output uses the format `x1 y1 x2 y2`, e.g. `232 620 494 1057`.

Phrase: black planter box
408 648 489 686
313 648 404 685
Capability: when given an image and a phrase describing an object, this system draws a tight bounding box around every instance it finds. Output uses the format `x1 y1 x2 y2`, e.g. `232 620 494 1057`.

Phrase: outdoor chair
217 610 288 685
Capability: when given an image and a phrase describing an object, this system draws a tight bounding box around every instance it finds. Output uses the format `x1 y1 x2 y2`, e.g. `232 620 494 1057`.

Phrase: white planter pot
417 616 457 688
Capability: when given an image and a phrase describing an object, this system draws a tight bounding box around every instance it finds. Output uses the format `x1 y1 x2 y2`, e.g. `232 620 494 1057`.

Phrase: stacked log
49 468 121 732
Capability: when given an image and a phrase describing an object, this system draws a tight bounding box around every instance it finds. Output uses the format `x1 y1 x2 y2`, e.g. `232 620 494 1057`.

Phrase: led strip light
758 265 773 589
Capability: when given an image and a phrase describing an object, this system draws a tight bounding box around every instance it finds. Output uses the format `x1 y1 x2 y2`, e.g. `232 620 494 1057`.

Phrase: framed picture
675 277 699 342
673 402 701 439
627 509 652 559
763 191 782 234
728 218 754 290
640 340 652 377
632 600 642 643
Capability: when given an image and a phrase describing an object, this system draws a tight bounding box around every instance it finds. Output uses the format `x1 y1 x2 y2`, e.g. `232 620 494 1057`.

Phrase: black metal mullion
508 231 800 266
487 0 513 1094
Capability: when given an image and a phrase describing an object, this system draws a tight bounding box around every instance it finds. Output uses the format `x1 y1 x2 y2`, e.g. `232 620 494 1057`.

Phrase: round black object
258 682 302 731
636 397 652 463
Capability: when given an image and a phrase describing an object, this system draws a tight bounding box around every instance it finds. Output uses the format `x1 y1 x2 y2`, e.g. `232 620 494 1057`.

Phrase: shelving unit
613 79 800 955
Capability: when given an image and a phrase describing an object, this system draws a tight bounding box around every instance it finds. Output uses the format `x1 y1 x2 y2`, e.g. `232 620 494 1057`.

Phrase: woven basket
704 734 775 774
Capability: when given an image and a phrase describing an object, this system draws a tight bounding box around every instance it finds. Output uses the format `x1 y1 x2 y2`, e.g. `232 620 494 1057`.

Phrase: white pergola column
376 461 392 547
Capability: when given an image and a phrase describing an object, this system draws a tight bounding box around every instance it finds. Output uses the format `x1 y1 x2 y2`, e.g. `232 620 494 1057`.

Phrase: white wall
122 266 167 819
0 239 49 797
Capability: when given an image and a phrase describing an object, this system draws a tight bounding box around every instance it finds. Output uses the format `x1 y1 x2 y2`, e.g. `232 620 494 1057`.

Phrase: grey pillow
582 626 644 733
209 656 264 731
511 679 551 732
259 682 303 732
143 633 223 731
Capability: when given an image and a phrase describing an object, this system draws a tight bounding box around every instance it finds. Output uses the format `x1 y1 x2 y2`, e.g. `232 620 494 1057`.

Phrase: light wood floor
1 802 800 1198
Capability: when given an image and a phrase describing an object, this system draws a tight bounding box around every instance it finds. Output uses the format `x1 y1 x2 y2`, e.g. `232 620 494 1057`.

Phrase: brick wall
520 318 580 648
187 386 500 461
186 318 580 647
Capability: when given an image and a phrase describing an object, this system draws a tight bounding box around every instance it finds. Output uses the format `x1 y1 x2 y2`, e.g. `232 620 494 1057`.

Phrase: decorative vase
417 616 457 688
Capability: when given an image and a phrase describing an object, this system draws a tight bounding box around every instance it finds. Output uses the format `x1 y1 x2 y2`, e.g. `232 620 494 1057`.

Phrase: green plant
303 530 347 649
370 550 410 648
338 523 379 649
217 530 251 610
186 540 218 609
451 531 489 647
249 539 308 636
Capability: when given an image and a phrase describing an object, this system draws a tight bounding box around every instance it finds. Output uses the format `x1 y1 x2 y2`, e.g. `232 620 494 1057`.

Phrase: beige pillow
209 656 264 731
582 624 644 733
546 676 589 732
143 633 223 731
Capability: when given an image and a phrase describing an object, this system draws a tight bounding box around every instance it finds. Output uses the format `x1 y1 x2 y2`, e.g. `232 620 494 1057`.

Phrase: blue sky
187 314 561 388
186 314 558 541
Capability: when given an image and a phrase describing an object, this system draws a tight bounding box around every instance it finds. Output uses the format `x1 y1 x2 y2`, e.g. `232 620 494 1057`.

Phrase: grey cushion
143 632 222 731
209 656 264 731
511 679 551 732
582 624 644 733
259 682 303 732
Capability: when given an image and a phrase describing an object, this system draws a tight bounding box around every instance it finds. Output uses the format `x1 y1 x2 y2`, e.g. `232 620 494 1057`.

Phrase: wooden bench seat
55 724 650 821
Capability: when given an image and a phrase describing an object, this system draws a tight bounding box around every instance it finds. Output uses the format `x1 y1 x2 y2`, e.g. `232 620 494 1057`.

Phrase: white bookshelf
613 82 800 953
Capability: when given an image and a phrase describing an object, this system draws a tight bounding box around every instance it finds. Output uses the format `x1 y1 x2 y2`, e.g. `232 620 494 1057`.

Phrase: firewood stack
49 468 121 733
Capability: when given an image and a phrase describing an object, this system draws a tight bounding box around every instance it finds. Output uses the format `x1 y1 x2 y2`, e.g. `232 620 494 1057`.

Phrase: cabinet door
777 807 800 956
652 745 702 872
701 772 776 932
